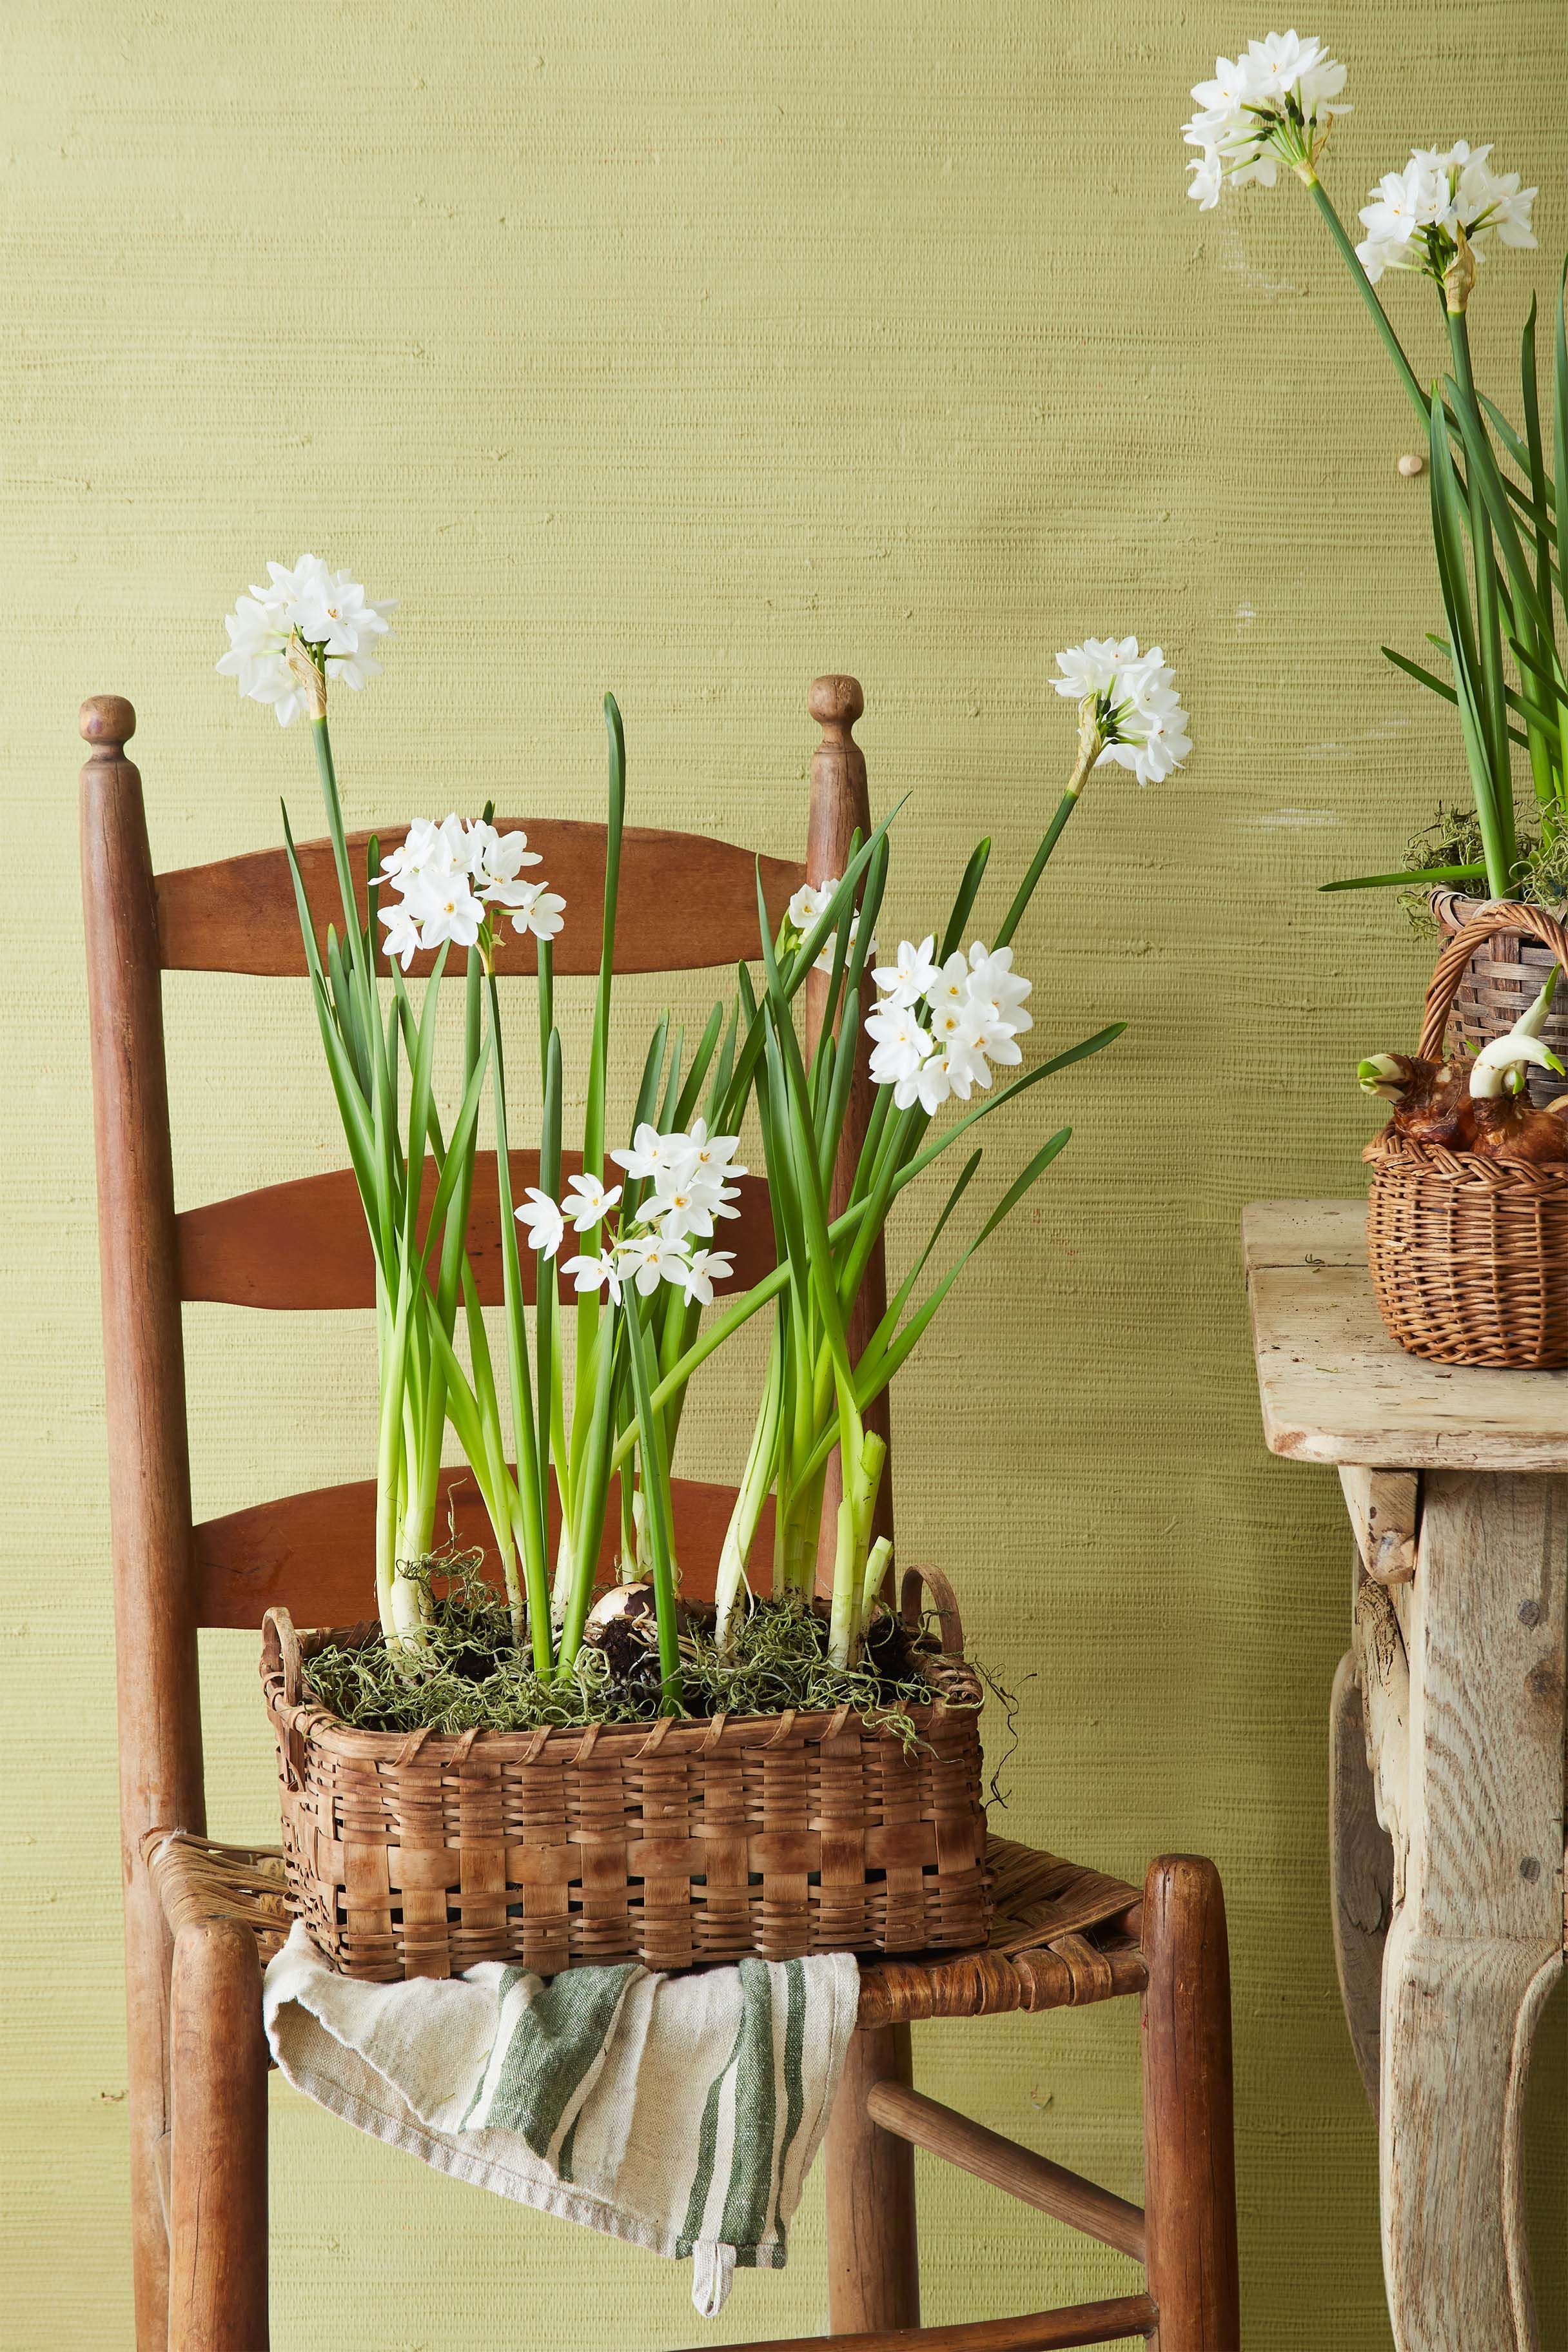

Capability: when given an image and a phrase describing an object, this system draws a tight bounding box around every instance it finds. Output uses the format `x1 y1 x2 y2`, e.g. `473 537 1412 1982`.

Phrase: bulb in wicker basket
583 1580 689 1684
1358 1053 1476 1150
1467 972 1568 1162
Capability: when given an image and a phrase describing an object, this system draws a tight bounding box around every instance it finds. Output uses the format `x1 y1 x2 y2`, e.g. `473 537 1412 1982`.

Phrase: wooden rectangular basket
260 1568 991 1980
1366 901 1568 1369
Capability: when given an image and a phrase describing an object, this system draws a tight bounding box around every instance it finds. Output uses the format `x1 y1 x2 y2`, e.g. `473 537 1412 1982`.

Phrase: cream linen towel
262 1921 860 2317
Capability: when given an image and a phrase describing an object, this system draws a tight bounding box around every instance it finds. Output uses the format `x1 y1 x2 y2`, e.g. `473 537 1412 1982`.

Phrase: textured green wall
4 5 1567 2346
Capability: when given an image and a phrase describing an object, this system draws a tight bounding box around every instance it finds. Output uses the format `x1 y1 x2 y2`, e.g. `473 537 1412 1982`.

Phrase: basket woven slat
1367 901 1568 1367
262 1566 990 1980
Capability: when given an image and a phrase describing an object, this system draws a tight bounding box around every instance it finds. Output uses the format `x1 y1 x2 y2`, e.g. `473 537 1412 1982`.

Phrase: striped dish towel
262 1921 861 2316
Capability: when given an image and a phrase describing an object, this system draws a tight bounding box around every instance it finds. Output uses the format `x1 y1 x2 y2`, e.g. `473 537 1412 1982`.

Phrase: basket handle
1418 900 1568 1062
260 1605 304 1709
899 1564 966 1656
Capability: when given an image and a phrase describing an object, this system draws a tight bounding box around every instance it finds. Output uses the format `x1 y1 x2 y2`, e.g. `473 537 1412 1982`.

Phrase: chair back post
802 676 894 1591
80 694 205 2350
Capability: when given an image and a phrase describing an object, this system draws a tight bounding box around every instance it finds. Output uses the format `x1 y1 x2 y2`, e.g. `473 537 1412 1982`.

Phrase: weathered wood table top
1244 1197 1568 2352
1243 1196 1568 1471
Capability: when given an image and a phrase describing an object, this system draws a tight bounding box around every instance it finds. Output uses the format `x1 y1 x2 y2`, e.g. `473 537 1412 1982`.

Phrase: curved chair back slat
194 1469 754 1629
177 1152 776 1310
157 818 805 977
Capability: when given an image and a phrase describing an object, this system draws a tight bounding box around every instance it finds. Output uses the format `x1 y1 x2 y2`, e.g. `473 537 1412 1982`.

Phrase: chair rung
681 2296 1158 2352
865 2084 1146 2263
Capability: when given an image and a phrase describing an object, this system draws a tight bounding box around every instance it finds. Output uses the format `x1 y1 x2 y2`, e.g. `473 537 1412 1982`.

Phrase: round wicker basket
1431 887 1568 1106
1367 901 1568 1369
261 1566 991 1981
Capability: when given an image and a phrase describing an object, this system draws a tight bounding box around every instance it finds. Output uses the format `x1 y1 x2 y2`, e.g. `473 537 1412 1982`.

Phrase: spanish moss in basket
300 1555 975 1750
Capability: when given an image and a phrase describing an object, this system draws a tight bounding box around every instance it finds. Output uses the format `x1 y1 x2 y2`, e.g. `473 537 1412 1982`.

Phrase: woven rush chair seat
142 1827 1145 2024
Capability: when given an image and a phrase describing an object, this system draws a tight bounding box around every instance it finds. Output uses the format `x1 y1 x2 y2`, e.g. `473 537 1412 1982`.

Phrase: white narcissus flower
379 900 426 971
681 1120 746 1183
217 555 395 723
515 1188 566 1259
414 867 487 951
893 1054 956 1114
925 952 974 1020
787 880 830 930
466 821 542 888
1356 140 1538 285
611 1122 692 1184
786 876 872 973
1182 30 1349 211
562 1249 622 1302
501 881 567 941
967 943 1034 1035
873 936 941 1010
636 1180 718 1244
562 1173 622 1231
867 1004 934 1084
375 814 469 888
1054 638 1191 788
677 1248 735 1307
372 815 564 965
867 935 1036 1112
616 1233 686 1296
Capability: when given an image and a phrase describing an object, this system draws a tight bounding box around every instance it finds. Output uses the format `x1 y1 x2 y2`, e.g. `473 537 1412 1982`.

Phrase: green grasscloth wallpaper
3 5 1567 2346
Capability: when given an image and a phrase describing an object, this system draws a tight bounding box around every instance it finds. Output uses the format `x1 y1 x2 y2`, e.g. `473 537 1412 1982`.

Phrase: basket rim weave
261 1564 982 1770
1364 1130 1568 1188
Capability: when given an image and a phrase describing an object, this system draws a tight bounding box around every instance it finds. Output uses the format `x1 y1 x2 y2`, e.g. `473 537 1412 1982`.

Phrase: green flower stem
1449 309 1516 838
1301 170 1429 425
484 966 553 1665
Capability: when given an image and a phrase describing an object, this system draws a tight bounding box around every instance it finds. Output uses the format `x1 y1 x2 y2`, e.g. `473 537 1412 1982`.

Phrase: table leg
1329 1647 1391 2110
1377 1471 1566 2352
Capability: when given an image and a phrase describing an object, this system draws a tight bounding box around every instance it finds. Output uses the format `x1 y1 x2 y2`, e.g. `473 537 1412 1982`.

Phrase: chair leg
167 1921 269 2352
823 2022 920 2331
1141 1857 1240 2351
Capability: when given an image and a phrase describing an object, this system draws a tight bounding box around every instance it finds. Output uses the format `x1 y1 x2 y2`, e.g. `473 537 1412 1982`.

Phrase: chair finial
808 674 863 741
81 696 137 758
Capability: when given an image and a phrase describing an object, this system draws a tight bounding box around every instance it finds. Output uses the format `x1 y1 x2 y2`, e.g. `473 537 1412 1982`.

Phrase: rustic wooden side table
1244 1199 1567 2352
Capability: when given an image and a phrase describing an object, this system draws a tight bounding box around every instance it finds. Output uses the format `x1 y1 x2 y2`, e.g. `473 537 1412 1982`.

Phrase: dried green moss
1395 803 1568 936
301 1553 977 1754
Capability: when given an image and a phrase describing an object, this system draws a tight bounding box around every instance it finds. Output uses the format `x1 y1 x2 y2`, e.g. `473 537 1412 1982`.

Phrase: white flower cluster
787 879 876 975
1052 638 1191 785
514 1121 743 1306
373 816 565 967
866 938 1033 1113
1355 141 1537 285
217 554 395 725
1182 30 1349 210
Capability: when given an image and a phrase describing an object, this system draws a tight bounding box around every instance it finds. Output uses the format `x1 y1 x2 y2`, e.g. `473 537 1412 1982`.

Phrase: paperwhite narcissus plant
1355 141 1538 286
1182 29 1349 210
219 553 1129 1692
1183 40 1564 916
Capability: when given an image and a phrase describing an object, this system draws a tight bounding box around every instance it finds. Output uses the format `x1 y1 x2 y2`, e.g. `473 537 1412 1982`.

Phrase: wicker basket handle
1418 900 1568 1062
899 1563 966 1656
260 1605 304 1709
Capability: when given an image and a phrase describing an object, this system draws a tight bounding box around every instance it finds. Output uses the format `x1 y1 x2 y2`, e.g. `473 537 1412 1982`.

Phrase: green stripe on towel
486 1962 638 2157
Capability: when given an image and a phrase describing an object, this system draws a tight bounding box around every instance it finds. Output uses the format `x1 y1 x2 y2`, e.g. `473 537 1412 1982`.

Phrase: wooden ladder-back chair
81 680 1240 2352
